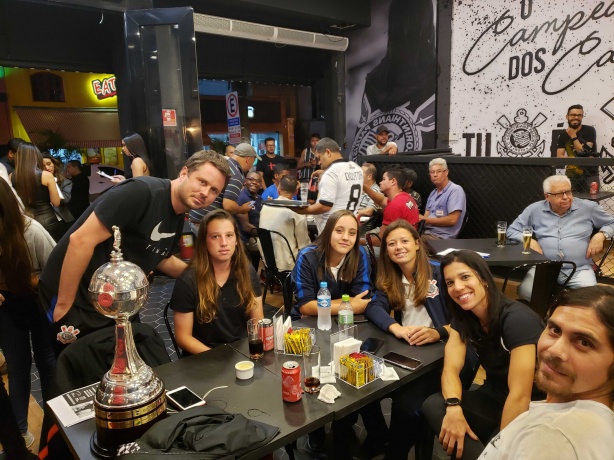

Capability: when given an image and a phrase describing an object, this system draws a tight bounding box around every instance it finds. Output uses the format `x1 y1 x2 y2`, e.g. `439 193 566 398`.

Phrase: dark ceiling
0 0 370 85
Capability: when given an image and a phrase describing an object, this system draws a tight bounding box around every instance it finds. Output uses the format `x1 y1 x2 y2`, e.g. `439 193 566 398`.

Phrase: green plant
33 129 80 163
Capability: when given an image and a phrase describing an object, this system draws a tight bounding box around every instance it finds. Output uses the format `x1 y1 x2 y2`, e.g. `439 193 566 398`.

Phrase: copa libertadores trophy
88 226 166 458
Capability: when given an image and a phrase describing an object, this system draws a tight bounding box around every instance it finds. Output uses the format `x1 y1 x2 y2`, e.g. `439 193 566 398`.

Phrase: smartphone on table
360 337 385 354
382 352 423 371
166 386 205 410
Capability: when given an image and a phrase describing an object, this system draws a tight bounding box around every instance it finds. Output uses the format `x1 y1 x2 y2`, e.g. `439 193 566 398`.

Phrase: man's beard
535 355 574 400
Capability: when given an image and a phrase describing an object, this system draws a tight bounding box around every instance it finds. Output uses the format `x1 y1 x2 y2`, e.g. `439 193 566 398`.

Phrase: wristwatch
444 397 462 407
601 230 611 240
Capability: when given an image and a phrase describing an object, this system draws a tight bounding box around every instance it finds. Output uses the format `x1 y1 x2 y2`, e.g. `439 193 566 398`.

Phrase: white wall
448 0 614 169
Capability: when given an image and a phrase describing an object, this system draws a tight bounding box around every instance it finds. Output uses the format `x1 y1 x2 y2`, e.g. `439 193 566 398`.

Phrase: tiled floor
23 275 447 459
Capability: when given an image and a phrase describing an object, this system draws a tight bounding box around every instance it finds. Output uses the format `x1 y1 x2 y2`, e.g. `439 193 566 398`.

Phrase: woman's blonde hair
190 209 256 324
376 219 432 310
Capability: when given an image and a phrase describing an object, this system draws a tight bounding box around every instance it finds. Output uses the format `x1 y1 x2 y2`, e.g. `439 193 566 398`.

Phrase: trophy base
91 388 166 458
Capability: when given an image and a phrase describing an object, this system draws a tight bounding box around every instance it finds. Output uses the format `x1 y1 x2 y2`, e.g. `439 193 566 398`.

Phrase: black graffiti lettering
463 133 492 157
521 0 532 19
534 48 546 73
464 2 614 76
542 31 613 95
463 10 514 75
463 133 475 156
508 48 547 80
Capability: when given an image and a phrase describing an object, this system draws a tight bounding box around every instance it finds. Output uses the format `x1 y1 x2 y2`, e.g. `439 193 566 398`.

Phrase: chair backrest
502 260 577 318
365 233 381 283
416 219 427 236
164 301 182 359
596 237 614 277
282 274 295 317
257 227 296 274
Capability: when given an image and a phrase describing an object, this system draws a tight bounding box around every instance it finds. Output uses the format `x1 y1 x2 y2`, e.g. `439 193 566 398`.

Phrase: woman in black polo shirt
422 250 543 460
170 209 263 355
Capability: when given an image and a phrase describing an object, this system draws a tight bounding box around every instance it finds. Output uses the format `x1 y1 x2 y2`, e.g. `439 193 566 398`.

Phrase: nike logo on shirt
150 222 176 241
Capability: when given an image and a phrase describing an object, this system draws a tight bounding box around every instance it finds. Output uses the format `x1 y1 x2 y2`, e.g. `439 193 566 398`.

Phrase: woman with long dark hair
291 209 371 319
365 219 449 458
0 179 56 448
11 142 62 241
42 153 74 235
422 250 544 460
169 209 263 355
111 133 154 182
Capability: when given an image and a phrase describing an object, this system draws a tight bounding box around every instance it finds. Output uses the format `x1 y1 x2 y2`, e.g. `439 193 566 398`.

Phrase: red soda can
281 361 302 402
259 319 274 351
590 182 598 195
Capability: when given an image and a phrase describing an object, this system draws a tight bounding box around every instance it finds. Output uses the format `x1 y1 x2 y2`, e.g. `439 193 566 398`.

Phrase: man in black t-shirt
65 160 91 219
39 151 231 356
256 137 285 188
556 104 598 192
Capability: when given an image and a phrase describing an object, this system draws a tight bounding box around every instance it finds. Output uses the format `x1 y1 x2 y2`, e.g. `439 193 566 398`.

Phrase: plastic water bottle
317 282 332 331
338 294 354 332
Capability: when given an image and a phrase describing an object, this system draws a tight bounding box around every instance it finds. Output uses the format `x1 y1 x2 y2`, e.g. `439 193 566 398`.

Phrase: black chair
257 228 296 304
502 260 577 319
595 236 614 277
365 232 381 283
164 301 182 359
416 219 426 236
282 274 295 318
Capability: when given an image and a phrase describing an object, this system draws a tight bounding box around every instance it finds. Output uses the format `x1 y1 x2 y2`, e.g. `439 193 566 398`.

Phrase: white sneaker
22 431 35 448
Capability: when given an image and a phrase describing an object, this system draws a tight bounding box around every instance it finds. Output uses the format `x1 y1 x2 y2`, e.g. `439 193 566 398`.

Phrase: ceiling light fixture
193 13 348 52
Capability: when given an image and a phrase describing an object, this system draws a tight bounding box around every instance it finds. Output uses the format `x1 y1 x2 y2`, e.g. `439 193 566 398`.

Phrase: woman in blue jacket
291 209 372 320
365 219 450 458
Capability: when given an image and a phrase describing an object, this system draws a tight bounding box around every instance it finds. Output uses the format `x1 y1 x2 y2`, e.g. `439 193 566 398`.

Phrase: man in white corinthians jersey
293 137 363 233
478 285 614 460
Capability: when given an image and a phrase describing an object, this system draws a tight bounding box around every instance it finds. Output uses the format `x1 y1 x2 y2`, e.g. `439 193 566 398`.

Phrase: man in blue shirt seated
237 171 264 269
420 158 466 239
261 163 290 200
507 175 614 300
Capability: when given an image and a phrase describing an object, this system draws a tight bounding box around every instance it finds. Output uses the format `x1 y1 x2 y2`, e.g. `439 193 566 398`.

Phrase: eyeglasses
546 190 572 198
568 114 583 118
429 169 447 175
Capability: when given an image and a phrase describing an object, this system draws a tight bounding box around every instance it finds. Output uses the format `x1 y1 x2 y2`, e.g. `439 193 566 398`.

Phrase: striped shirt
188 156 244 224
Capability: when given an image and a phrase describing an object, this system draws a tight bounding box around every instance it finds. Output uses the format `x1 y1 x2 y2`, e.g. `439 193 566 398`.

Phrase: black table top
52 344 334 460
425 238 550 267
229 316 445 420
574 191 614 203
51 321 444 459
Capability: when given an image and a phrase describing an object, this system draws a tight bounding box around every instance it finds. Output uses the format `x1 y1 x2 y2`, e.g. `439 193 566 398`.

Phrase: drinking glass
496 221 507 247
247 319 263 360
303 345 321 394
522 226 533 254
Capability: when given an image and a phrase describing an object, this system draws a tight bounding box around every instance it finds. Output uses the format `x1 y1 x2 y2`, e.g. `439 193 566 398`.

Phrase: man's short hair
264 137 275 145
273 163 289 175
279 175 298 194
362 163 377 179
548 285 614 352
315 137 341 154
543 175 571 193
185 151 231 184
8 138 24 153
567 104 583 114
310 133 321 140
384 168 407 188
404 168 418 184
429 158 448 170
67 160 82 170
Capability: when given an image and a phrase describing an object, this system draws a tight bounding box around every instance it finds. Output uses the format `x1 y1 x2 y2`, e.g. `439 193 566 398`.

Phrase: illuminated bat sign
92 76 117 100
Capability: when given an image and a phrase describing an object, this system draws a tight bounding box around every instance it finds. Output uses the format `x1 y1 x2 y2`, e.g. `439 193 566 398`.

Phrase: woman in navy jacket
291 209 372 320
365 219 450 458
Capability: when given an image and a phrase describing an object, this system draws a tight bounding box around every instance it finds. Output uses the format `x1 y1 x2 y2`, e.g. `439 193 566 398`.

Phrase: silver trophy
88 226 166 458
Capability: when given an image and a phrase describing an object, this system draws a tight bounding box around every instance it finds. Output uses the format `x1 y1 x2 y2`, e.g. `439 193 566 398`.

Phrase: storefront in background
2 67 123 168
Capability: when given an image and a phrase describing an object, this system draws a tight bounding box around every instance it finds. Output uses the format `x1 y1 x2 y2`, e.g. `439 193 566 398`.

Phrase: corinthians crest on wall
497 109 547 157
